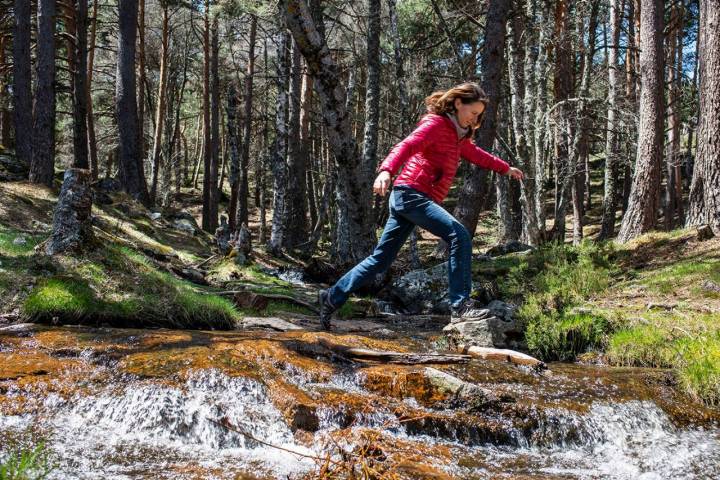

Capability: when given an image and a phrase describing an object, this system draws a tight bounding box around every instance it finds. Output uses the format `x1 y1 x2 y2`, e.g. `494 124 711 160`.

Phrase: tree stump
46 168 95 255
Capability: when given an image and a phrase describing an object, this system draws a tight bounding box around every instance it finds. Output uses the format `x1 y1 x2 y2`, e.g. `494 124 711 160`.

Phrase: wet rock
148 212 162 221
443 301 524 350
240 317 303 331
485 240 534 257
46 168 96 255
362 366 497 410
12 235 27 246
266 380 319 432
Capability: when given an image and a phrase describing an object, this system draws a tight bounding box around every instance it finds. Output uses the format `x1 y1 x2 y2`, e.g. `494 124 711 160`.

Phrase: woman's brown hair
424 82 489 132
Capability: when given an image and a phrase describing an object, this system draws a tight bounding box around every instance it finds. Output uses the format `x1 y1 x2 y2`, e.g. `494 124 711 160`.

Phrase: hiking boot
450 298 493 324
318 289 337 331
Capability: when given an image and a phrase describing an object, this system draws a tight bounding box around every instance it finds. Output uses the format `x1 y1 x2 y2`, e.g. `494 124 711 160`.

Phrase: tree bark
284 38 309 248
239 15 257 226
549 0 573 242
283 0 375 267
30 0 57 187
72 0 89 169
268 26 291 254
201 2 219 232
449 0 510 245
46 169 95 255
12 0 33 168
507 6 542 245
86 0 99 179
686 0 720 232
150 3 170 206
116 0 150 204
617 0 665 242
599 0 622 240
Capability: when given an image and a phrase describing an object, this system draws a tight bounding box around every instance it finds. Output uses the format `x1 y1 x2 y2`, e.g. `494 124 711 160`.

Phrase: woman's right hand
373 170 392 196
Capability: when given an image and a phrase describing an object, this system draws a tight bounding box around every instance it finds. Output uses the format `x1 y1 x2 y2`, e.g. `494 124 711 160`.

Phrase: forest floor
0 179 718 406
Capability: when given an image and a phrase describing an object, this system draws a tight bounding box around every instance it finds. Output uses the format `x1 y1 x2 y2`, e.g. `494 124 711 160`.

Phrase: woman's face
454 99 486 128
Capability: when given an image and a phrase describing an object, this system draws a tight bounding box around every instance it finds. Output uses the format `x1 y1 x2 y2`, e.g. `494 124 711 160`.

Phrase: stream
0 322 718 479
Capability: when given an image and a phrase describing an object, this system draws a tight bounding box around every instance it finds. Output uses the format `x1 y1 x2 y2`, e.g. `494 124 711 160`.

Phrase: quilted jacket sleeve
376 115 441 176
460 141 511 175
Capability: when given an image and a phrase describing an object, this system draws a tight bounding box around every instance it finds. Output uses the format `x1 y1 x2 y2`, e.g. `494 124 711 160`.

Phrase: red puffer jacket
376 113 510 204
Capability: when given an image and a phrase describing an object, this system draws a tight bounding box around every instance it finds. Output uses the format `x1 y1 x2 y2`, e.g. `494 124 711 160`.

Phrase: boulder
92 177 122 193
173 218 198 235
486 240 534 257
389 262 496 314
0 153 29 181
443 300 523 349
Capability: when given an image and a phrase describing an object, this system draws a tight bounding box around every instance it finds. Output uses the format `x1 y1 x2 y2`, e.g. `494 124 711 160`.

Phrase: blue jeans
327 185 472 309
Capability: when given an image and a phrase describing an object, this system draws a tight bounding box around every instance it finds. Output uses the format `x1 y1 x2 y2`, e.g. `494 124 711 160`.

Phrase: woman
318 82 524 330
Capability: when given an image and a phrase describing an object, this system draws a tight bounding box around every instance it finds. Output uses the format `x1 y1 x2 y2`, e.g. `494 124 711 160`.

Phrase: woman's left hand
506 167 524 180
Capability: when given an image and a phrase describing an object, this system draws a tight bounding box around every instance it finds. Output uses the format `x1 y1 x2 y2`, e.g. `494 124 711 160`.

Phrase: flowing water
0 323 718 479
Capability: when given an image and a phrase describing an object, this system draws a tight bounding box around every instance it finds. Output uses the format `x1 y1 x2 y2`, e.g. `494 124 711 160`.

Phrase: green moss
23 278 97 318
0 227 43 256
21 244 242 329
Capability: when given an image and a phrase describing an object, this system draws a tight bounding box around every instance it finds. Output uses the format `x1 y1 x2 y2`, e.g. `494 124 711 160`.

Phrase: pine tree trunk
550 0 573 242
72 0 89 169
137 0 147 164
116 0 150 204
12 0 32 168
686 0 720 231
285 38 308 248
507 7 542 245
30 0 56 187
150 4 170 206
283 0 375 267
227 84 241 230
268 26 291 254
209 14 220 228
86 0 99 180
239 15 257 226
617 0 664 242
451 0 510 242
201 1 218 232
599 0 622 239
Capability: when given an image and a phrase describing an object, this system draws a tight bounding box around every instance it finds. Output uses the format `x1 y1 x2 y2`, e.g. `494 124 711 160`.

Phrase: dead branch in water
318 338 471 364
459 345 546 370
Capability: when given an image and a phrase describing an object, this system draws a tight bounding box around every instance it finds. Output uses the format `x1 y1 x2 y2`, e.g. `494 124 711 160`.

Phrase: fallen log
318 338 471 364
216 289 319 313
459 344 546 370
